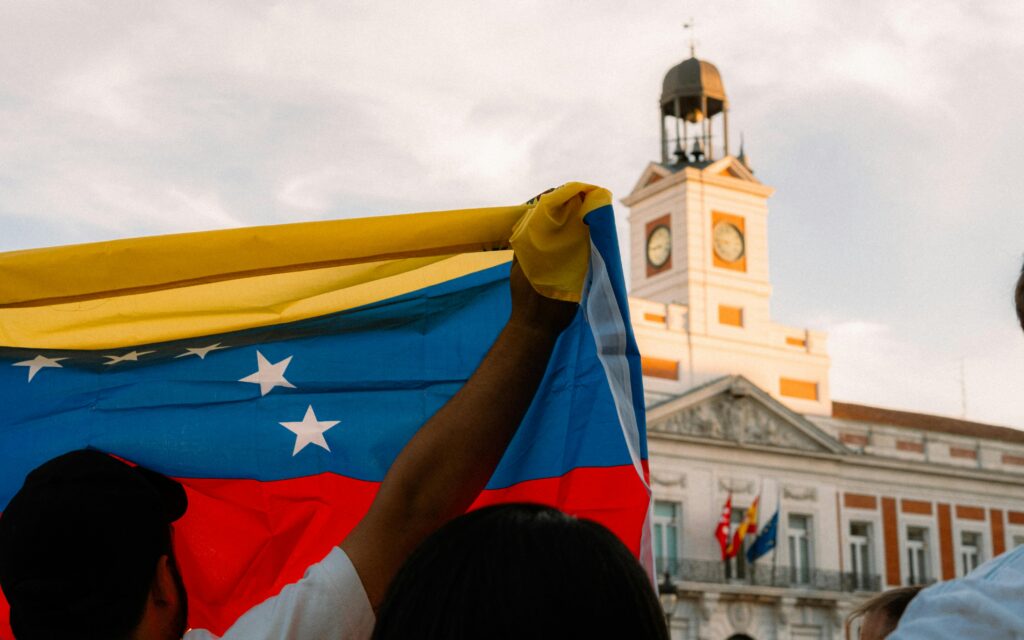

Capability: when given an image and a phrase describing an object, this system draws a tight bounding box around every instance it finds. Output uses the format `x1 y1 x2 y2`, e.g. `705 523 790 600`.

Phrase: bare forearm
342 318 564 605
379 322 559 532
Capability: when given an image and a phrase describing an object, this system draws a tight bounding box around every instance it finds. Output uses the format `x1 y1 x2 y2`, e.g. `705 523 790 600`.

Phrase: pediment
625 157 766 204
647 376 845 455
703 156 760 183
629 162 673 196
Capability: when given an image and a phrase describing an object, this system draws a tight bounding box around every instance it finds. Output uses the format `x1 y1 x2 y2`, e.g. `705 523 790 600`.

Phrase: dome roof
660 57 728 120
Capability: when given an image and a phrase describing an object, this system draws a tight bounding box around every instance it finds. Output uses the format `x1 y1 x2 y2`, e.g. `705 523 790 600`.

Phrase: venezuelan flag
0 183 651 635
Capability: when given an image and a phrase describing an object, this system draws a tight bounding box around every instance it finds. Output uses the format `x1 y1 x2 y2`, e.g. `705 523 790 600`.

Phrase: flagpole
751 478 764 586
771 482 780 586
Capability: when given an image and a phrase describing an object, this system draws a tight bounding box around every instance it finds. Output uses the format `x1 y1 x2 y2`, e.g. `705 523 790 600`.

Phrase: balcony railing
656 557 882 593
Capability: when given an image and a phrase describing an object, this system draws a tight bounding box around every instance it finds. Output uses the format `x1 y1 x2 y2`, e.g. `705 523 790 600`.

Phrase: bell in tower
659 54 729 165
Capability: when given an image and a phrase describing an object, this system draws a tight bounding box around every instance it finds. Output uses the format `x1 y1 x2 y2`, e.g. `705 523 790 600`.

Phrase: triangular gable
703 156 760 183
646 375 846 454
627 157 761 201
629 162 673 196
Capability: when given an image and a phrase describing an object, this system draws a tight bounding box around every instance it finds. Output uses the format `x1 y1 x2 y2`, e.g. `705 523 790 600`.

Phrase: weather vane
683 18 696 57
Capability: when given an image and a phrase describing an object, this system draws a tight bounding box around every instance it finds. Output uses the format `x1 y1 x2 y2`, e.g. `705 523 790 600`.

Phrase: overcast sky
2 1 1022 426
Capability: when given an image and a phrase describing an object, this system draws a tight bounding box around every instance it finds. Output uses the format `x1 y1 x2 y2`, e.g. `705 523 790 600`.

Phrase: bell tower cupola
623 47 831 417
659 54 730 165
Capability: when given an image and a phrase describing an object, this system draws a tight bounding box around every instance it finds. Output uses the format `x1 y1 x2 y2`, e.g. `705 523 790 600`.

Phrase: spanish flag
0 183 652 635
726 496 759 559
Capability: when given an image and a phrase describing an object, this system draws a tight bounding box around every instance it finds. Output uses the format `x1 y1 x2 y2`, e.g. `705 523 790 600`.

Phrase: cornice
621 161 774 206
649 431 1024 487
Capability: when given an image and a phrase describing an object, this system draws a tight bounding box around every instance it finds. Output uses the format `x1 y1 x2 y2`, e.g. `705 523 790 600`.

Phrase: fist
508 260 578 335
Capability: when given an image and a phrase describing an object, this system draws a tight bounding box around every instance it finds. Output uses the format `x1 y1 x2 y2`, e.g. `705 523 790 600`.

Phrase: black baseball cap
0 449 187 638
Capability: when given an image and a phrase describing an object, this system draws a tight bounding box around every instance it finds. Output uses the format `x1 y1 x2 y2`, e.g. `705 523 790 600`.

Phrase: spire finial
738 132 752 172
683 19 696 57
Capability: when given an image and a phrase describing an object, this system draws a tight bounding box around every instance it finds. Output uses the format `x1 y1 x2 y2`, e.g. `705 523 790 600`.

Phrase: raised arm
340 261 577 607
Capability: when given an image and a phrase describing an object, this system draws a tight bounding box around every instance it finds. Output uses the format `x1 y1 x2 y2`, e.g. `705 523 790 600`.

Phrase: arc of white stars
279 405 340 456
13 355 68 382
176 343 227 360
103 350 155 366
239 351 295 396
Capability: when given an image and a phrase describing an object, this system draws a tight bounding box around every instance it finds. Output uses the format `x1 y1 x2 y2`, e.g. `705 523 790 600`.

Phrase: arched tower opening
659 54 729 165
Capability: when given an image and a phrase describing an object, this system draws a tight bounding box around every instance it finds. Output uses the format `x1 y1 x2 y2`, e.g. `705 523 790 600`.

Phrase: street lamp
658 570 678 632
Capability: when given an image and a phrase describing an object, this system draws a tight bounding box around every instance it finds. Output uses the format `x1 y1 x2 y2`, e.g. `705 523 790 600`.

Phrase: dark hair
372 503 669 640
846 585 923 636
1015 258 1024 332
0 450 187 639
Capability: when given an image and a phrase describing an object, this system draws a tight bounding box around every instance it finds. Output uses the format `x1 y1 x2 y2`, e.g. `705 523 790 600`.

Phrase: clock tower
623 52 831 416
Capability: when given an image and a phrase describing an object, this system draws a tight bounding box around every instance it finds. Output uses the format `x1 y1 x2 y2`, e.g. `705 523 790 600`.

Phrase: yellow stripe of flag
0 183 610 350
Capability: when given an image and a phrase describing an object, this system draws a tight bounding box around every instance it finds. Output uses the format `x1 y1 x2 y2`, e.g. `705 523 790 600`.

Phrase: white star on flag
103 350 155 366
279 405 340 456
239 351 295 396
13 355 68 382
176 343 227 360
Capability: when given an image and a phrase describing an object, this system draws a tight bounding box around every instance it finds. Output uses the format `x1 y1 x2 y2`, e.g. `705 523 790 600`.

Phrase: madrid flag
0 183 651 636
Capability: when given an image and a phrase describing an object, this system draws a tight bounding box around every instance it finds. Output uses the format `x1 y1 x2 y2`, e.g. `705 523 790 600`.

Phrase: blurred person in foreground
887 261 1024 638
0 263 576 640
845 586 921 640
372 503 669 640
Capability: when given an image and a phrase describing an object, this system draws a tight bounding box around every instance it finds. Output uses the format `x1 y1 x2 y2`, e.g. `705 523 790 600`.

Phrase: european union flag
746 509 778 563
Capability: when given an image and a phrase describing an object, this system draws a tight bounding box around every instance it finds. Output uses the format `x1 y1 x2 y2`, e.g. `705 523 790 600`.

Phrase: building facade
629 53 1024 640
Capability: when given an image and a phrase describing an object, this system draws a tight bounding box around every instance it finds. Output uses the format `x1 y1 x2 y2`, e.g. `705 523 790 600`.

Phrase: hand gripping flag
0 183 652 636
746 508 779 563
726 496 759 559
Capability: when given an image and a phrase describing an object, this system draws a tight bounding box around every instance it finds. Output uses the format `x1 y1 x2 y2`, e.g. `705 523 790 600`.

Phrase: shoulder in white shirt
184 547 375 640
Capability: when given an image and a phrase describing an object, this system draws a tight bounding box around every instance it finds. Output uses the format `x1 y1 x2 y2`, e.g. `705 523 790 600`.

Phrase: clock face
712 221 745 263
646 225 671 269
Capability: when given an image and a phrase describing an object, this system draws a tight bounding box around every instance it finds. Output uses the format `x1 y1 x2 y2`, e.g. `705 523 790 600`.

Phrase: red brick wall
950 447 977 459
844 493 877 510
841 433 869 446
991 509 1006 556
937 503 955 581
897 440 924 453
881 497 901 586
1003 453 1024 466
956 505 985 521
901 499 933 515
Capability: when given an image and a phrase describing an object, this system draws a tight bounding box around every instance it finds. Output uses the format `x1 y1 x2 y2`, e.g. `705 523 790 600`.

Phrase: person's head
0 449 189 640
846 585 923 640
372 502 669 640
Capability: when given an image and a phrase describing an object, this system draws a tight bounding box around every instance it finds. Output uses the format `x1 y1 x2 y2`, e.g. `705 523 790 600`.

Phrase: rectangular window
788 514 812 584
906 527 930 585
960 531 982 576
779 378 819 401
641 357 679 380
717 305 743 327
653 501 680 575
849 521 874 590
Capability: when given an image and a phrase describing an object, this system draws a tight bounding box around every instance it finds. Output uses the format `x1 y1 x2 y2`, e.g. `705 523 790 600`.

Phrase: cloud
826 319 1024 427
0 0 1021 425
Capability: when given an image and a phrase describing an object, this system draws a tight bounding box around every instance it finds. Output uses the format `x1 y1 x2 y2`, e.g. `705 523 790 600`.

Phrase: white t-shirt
889 544 1024 638
184 548 375 640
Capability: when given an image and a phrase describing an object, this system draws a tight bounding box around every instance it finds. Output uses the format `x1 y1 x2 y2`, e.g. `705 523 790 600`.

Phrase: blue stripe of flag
0 260 635 509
